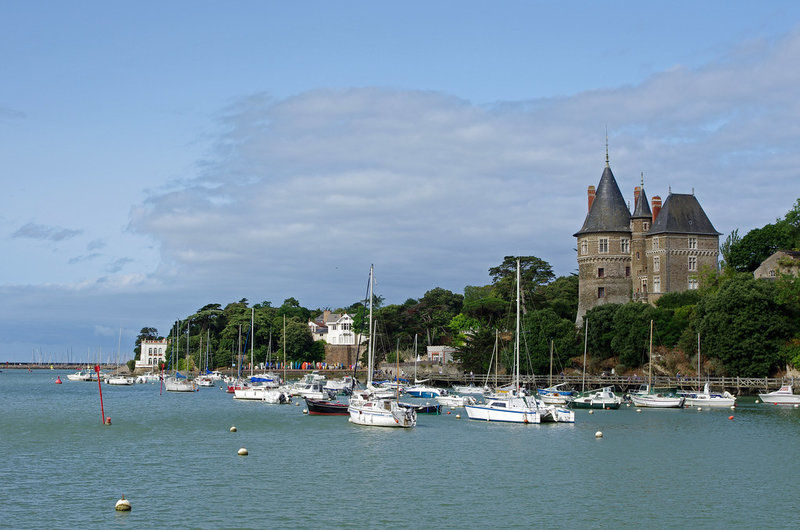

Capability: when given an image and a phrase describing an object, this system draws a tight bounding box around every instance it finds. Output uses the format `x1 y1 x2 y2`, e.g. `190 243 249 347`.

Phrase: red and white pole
95 365 106 424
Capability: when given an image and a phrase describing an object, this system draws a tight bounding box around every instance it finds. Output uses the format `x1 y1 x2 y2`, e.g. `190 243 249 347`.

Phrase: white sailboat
465 259 544 424
684 335 736 407
629 320 683 408
165 320 195 393
405 335 441 398
348 265 417 428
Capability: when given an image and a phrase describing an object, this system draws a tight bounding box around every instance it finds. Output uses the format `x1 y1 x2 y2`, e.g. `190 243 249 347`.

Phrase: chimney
634 186 641 208
651 195 662 223
587 185 596 212
323 310 331 323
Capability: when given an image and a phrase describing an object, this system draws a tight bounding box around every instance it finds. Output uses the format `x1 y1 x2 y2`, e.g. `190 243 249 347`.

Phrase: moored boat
570 387 622 409
684 382 736 407
758 385 800 405
305 397 349 415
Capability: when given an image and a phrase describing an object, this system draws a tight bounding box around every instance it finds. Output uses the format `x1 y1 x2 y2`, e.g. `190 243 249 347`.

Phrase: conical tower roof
574 166 631 236
632 187 652 219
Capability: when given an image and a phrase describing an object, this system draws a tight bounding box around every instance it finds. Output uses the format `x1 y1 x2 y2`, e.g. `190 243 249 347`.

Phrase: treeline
136 199 800 378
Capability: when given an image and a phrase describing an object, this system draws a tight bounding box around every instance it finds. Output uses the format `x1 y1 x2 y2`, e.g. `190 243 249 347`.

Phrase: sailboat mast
549 339 554 388
515 258 520 394
582 318 588 393
250 307 254 377
186 320 190 374
282 315 287 382
367 264 374 388
648 319 654 390
697 332 701 391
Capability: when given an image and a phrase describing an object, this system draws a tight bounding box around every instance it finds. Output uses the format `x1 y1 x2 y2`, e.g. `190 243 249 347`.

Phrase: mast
549 339 554 388
367 265 374 388
582 318 588 393
697 332 701 391
648 319 654 392
250 307 254 378
206 329 210 374
515 258 520 394
282 315 287 382
186 319 190 375
237 324 242 379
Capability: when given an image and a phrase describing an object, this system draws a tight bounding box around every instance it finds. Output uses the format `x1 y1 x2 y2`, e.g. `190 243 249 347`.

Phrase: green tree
489 255 555 311
541 275 579 322
583 304 621 362
521 308 580 374
610 303 656 368
133 327 160 358
695 274 792 376
414 287 463 345
726 221 797 272
454 327 497 374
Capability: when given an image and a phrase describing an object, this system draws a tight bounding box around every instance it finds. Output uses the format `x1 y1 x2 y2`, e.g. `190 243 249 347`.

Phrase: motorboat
451 383 486 395
570 387 622 409
305 397 349 415
436 394 477 408
234 385 291 403
404 382 441 398
684 382 736 407
465 393 542 424
538 383 578 405
165 374 196 392
106 375 136 385
758 385 800 405
66 368 95 382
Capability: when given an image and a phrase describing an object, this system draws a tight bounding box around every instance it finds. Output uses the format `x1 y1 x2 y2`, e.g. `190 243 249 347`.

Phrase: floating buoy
636 408 642 413
588 410 594 414
754 399 759 403
115 495 131 511
238 447 248 456
295 402 300 406
697 407 702 411
105 417 112 425
595 431 603 438
730 405 735 410
728 415 734 420
447 411 451 415
230 426 237 432
55 376 62 384
455 414 461 419
794 404 799 409
302 408 308 414
626 403 630 407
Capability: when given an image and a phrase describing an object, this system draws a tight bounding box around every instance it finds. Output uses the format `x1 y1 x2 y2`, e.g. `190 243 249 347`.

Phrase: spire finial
605 127 609 167
641 172 644 187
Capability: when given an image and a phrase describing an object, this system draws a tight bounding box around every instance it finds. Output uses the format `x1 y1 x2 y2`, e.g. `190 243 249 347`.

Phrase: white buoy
455 414 461 419
238 447 248 456
588 410 594 414
731 406 736 410
115 495 131 511
302 408 308 414
595 431 603 438
754 399 759 403
636 408 642 413
230 426 237 432
626 403 630 407
697 407 702 411
794 404 799 409
295 402 300 406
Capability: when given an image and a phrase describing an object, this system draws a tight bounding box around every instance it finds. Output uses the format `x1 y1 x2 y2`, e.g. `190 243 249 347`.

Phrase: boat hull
570 399 621 410
630 394 684 408
348 399 417 428
464 398 541 424
305 398 349 415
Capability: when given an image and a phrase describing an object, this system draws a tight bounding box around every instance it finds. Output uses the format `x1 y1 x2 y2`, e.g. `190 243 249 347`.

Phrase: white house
135 339 168 369
308 311 359 345
427 345 456 364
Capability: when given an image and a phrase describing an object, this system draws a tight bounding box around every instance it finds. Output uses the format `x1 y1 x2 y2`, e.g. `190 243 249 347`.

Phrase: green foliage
583 304 621 362
126 359 136 372
447 313 480 349
414 287 463 345
655 290 701 309
521 308 580 374
726 221 797 272
133 327 160 357
540 275 579 322
454 327 497 374
695 274 793 376
610 303 657 367
489 256 555 309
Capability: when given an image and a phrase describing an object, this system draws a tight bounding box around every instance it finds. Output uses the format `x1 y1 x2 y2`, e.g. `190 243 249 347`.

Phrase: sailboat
629 320 684 408
538 340 577 405
684 334 736 407
568 320 622 409
165 320 196 393
464 259 545 424
348 265 417 428
405 335 441 398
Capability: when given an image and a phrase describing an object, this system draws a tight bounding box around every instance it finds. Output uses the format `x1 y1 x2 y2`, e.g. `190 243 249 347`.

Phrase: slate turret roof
574 166 632 237
648 193 721 236
632 187 652 219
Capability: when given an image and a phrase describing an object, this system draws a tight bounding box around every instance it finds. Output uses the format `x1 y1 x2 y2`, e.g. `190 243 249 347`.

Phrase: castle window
620 238 630 253
598 238 609 253
641 279 648 293
652 238 659 251
653 256 660 272
688 277 699 290
688 256 697 271
653 276 661 293
643 221 650 231
597 287 605 298
580 240 588 255
598 267 604 278
636 251 640 260
625 266 630 277
688 237 697 250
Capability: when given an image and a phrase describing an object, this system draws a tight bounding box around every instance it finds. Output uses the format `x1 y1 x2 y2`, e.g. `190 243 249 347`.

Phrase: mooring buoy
115 495 131 511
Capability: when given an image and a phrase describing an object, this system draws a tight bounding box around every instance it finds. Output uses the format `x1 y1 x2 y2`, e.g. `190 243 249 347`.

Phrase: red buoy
728 415 734 420
55 376 62 384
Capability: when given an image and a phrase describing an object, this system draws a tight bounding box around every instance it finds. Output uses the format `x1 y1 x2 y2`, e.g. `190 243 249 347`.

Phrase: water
1 370 798 529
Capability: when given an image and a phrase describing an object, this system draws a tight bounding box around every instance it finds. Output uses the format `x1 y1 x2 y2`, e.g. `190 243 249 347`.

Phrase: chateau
574 157 720 325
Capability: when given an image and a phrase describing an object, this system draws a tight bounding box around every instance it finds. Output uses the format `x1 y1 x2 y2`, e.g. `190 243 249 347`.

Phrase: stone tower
574 161 632 326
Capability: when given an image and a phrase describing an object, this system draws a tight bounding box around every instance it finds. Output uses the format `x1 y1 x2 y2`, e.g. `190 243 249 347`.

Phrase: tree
541 275 579 322
610 303 656 368
583 304 621 362
133 327 160 359
726 221 797 272
488 256 555 311
454 327 497 374
414 287 463 345
695 274 793 376
521 308 580 374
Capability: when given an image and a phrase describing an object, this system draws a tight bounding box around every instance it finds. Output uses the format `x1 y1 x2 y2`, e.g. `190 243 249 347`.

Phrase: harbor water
1 370 798 529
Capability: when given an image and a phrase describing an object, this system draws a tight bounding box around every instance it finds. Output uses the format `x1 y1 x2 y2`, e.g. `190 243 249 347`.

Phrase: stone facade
575 162 720 325
754 250 800 279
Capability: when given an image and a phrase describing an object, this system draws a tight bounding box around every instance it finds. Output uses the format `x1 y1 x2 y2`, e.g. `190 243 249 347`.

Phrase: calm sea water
1 370 798 529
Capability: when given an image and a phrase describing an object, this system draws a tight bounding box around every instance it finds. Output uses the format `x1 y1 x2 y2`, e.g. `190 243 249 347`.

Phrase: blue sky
2 2 800 362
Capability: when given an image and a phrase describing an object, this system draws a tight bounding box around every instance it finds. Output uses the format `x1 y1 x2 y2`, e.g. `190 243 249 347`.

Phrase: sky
2 1 800 362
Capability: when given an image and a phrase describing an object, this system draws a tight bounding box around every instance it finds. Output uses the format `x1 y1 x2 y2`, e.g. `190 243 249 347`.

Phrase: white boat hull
348 398 416 428
464 397 541 424
165 378 196 392
436 395 477 408
630 394 684 408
